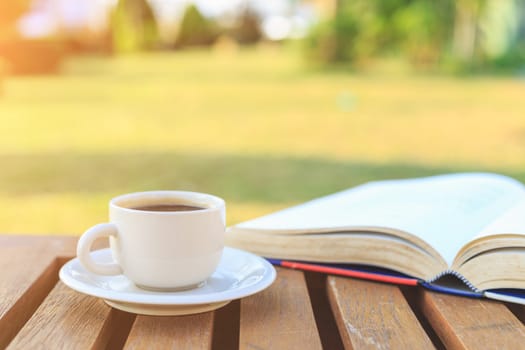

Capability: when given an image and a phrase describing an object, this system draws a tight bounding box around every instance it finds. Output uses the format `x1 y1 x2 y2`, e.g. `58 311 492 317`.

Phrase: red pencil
273 259 419 286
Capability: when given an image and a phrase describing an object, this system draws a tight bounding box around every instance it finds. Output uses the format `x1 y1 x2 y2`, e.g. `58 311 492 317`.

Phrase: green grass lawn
1 46 525 234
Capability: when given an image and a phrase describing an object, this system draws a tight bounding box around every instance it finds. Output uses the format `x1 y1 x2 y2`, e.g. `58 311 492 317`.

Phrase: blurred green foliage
305 0 525 72
393 1 455 68
304 10 357 63
174 4 219 48
306 0 455 66
111 0 159 53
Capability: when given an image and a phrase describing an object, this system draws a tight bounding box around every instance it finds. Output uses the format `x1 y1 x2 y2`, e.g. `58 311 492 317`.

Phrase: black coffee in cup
131 204 205 212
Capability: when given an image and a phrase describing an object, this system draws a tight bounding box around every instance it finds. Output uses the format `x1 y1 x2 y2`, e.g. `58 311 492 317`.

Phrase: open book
225 173 525 304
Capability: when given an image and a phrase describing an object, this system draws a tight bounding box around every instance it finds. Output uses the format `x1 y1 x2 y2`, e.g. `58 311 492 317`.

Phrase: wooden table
1 235 525 349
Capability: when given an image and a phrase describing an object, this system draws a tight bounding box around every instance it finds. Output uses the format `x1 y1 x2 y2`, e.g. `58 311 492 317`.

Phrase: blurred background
0 0 524 235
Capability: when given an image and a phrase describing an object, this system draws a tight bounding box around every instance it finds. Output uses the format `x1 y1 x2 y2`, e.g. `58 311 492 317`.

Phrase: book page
476 199 525 237
235 173 525 266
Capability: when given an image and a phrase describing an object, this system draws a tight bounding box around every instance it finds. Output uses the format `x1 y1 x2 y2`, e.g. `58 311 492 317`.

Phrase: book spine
419 282 484 298
426 269 482 293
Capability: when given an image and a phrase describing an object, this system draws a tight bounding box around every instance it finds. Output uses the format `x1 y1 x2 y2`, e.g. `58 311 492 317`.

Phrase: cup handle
77 223 123 275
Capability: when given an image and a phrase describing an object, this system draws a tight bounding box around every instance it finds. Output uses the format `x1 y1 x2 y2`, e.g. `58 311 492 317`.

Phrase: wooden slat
4 235 525 350
0 236 75 316
124 314 214 349
416 290 525 349
0 235 108 348
7 282 134 349
327 277 435 349
239 267 323 350
0 236 75 348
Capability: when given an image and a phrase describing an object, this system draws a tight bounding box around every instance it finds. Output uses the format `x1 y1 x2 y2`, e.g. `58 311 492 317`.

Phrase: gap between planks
0 257 63 349
2 255 241 350
304 272 345 350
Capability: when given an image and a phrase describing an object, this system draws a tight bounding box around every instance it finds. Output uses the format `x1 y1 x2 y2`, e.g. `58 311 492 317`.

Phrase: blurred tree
476 0 524 71
481 0 519 59
305 0 525 72
448 0 525 72
393 0 455 67
306 0 455 66
174 4 218 48
111 0 159 53
304 5 358 63
229 9 262 45
451 0 486 64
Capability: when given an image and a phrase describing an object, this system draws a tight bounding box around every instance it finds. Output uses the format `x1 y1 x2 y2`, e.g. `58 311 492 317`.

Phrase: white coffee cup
77 191 225 291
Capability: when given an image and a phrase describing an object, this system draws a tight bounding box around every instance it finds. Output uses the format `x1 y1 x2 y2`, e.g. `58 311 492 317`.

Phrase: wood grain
416 289 525 349
0 236 74 315
0 236 76 348
7 282 131 349
327 277 435 349
239 267 323 350
124 313 214 349
2 235 525 350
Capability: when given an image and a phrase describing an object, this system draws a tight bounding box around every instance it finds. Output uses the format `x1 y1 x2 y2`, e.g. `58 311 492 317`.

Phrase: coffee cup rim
110 190 225 214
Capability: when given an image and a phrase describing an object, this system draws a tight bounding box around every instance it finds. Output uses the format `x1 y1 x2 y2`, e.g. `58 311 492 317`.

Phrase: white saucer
59 247 276 316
